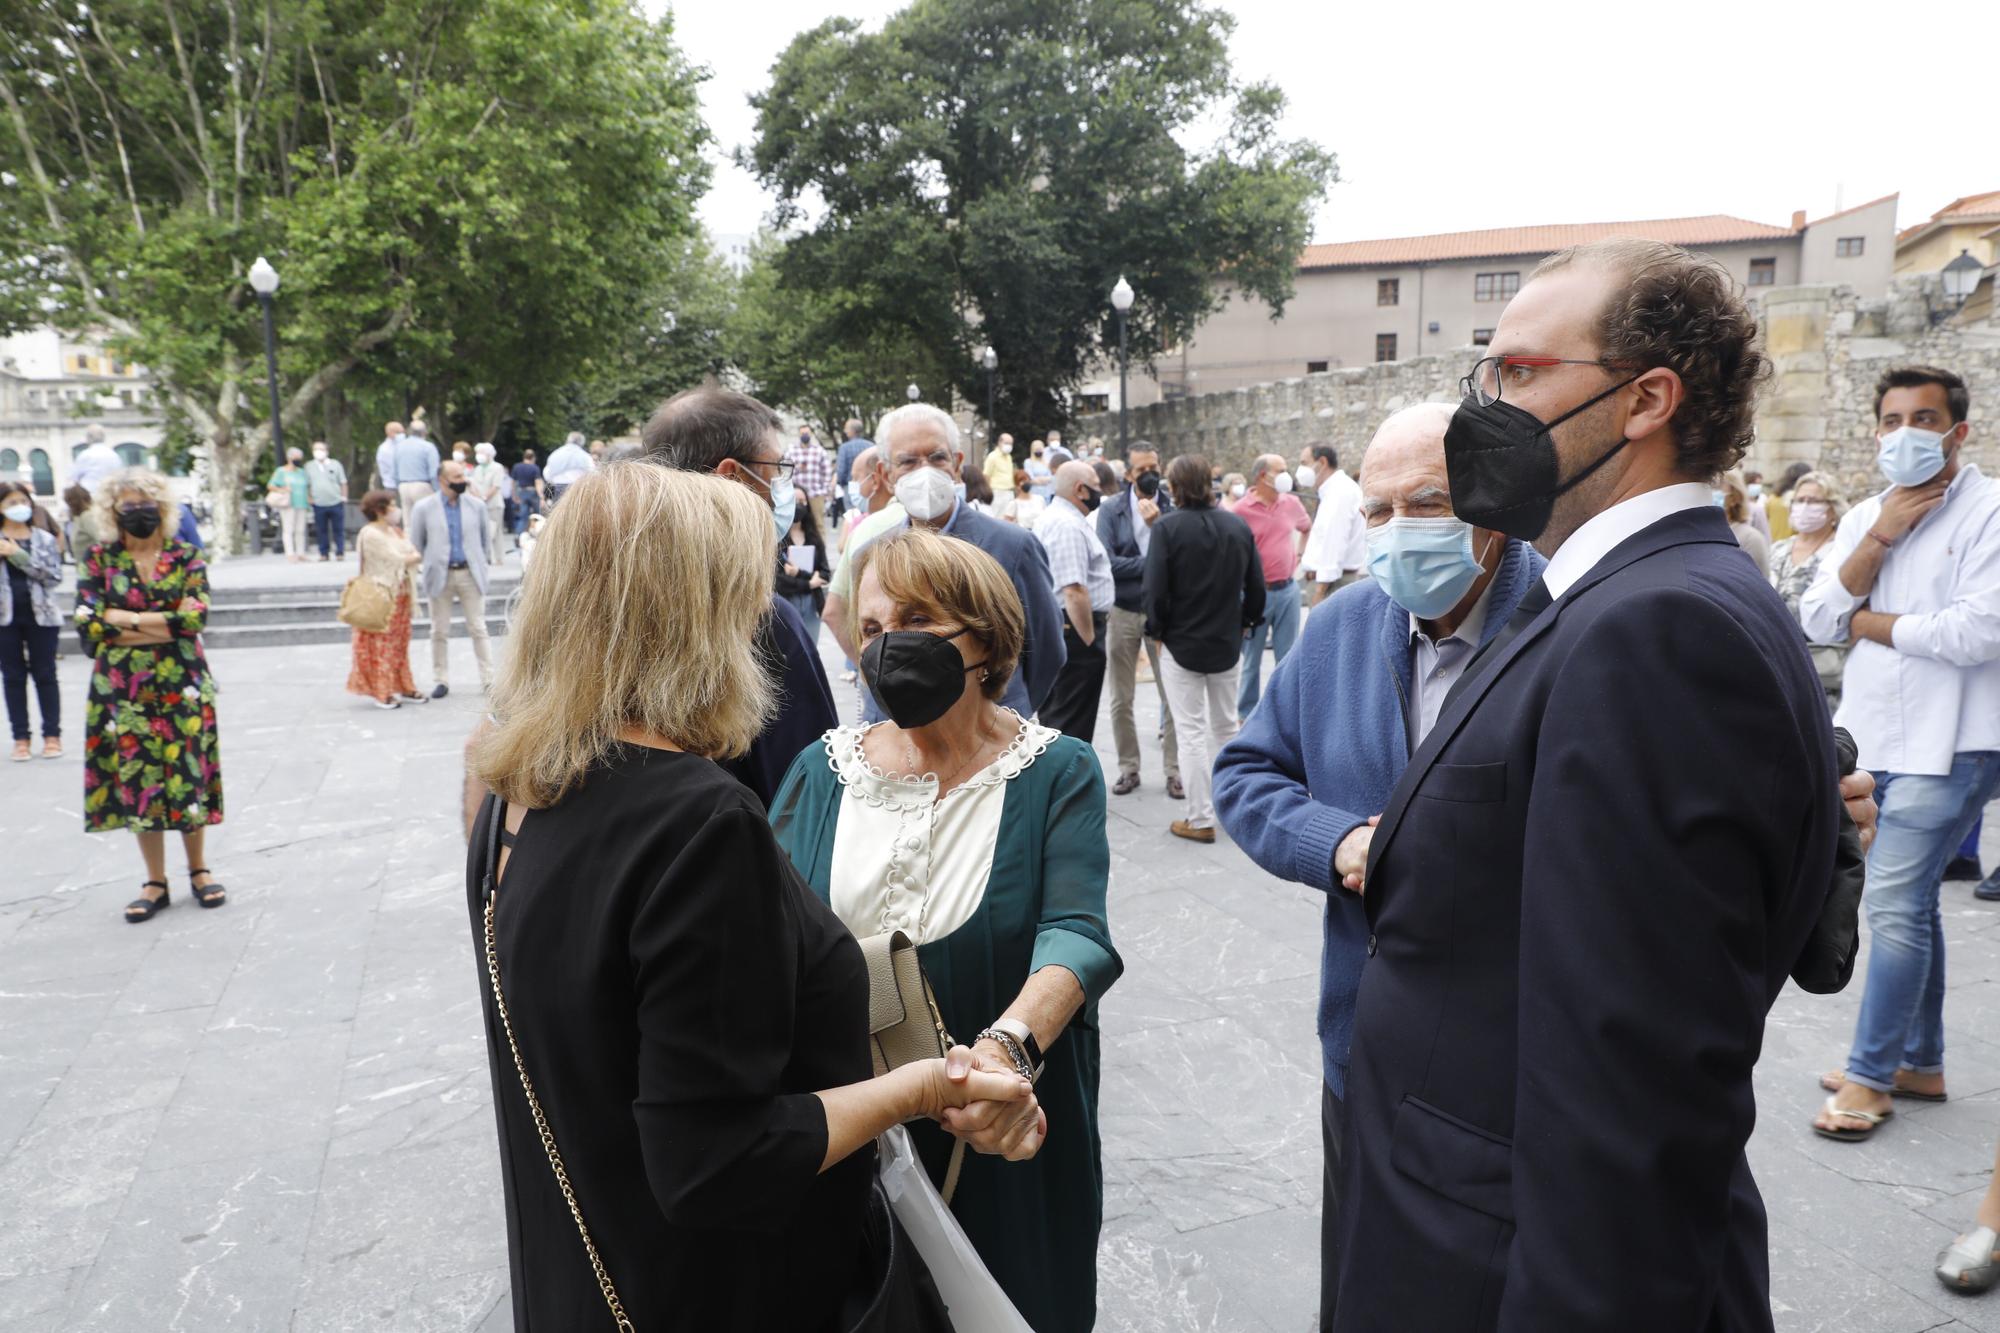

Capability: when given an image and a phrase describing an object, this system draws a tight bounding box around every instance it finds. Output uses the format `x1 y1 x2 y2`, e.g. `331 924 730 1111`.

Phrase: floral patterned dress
74 540 224 832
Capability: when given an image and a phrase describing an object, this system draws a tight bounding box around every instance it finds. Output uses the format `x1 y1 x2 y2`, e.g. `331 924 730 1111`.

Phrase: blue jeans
1238 579 1302 719
513 491 540 535
312 503 346 558
1845 753 2000 1091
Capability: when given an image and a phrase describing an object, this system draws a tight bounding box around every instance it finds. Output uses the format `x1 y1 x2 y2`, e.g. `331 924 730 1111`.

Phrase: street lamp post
980 345 999 459
1111 275 1134 457
248 256 284 553
1936 249 1984 326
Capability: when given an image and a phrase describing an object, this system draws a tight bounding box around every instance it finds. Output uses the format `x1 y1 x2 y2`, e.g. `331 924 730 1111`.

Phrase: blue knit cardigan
1212 538 1543 1094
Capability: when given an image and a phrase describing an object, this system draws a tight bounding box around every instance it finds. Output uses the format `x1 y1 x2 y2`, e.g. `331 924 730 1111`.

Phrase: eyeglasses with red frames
1462 355 1629 407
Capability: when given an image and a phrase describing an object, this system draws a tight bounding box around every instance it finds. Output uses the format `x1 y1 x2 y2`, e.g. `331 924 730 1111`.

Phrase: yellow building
1894 190 2000 273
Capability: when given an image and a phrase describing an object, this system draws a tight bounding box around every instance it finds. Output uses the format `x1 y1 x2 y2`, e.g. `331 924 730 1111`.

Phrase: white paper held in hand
876 1125 1032 1331
788 544 817 573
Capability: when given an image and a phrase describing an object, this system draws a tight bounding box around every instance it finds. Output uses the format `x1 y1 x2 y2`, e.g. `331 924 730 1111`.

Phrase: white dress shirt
1409 578 1496 743
1540 481 1715 598
1302 468 1366 583
542 442 595 487
1798 464 2000 776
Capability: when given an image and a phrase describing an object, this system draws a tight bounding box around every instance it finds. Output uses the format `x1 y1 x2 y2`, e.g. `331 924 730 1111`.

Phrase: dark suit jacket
1096 485 1172 612
719 596 838 808
1334 506 1838 1333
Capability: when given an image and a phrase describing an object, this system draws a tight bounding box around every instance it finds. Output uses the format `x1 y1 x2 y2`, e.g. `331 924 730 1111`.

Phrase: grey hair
565 431 586 450
876 403 963 460
94 466 180 539
852 445 882 478
1248 454 1279 484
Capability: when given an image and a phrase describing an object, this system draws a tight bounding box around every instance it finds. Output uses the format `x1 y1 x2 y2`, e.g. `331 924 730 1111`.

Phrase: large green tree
728 232 951 440
0 0 707 547
569 232 739 441
743 0 1335 444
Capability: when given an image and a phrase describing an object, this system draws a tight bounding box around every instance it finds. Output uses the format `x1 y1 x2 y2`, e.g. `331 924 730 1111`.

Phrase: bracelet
1866 529 1895 549
976 1028 1035 1082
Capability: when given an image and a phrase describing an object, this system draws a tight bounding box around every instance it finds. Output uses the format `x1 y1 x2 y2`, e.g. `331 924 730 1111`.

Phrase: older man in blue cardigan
1212 402 1539 1331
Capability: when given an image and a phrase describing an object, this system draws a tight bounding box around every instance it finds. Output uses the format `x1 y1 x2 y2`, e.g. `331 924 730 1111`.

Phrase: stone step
200 616 511 650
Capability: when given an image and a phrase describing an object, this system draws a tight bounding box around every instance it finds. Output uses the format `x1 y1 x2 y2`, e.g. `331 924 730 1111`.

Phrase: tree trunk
208 429 250 556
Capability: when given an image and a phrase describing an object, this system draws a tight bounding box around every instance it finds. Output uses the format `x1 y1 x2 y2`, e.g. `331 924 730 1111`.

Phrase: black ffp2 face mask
860 626 986 729
115 505 162 538
1443 374 1639 541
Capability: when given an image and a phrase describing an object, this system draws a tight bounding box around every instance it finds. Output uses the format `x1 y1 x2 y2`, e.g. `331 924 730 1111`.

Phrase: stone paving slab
1 631 1997 1331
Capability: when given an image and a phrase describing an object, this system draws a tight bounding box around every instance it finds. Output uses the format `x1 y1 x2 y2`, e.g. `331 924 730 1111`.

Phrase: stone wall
1080 277 2000 494
1761 279 2000 502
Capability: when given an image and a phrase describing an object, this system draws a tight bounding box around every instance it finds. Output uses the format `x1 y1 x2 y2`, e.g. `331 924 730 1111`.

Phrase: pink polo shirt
1233 491 1312 584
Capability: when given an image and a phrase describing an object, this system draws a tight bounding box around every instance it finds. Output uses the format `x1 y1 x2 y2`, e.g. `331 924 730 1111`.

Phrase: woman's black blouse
468 745 873 1331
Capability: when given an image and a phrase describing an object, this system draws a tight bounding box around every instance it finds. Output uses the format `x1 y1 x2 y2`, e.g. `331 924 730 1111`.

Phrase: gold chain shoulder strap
481 795 635 1332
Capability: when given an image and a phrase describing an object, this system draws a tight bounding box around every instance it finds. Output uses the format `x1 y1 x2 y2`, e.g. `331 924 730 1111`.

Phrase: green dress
74 540 223 832
770 723 1120 1333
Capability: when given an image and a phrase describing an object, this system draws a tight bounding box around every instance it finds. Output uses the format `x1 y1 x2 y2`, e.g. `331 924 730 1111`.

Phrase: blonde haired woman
1769 470 1848 708
770 527 1120 1333
466 464 1030 1331
1719 469 1770 577
74 468 225 921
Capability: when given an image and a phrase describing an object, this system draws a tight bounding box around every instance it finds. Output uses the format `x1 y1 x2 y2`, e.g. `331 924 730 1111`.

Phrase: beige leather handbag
336 575 393 633
857 929 966 1201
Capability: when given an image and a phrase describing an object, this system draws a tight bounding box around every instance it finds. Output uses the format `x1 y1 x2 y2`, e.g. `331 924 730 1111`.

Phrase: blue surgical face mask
768 470 797 542
1366 516 1490 621
1877 424 1954 487
1711 489 1726 508
2 504 31 524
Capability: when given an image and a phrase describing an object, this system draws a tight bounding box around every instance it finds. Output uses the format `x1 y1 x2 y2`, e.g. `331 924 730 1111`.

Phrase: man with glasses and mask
1801 366 2000 1144
1096 441 1180 797
822 402 1064 725
638 387 837 805
1321 239 1844 1332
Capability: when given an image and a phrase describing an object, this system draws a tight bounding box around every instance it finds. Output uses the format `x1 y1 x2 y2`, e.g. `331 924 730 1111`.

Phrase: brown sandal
1817 1069 1946 1102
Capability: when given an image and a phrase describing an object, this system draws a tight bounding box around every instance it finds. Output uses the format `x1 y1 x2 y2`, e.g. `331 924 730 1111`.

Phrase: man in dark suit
843 402 1067 724
1096 441 1180 797
1332 239 1840 1332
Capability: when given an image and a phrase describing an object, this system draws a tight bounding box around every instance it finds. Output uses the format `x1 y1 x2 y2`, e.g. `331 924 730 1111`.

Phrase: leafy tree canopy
0 0 708 544
743 0 1335 443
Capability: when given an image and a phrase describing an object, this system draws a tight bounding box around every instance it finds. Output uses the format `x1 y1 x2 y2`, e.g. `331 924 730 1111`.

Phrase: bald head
1054 460 1102 511
1359 402 1458 523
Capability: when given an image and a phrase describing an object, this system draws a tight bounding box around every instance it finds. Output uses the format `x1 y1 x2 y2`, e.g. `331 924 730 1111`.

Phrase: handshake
921 1042 1048 1162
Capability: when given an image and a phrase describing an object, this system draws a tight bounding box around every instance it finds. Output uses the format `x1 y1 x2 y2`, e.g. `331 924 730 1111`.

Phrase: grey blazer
407 492 492 601
0 526 63 628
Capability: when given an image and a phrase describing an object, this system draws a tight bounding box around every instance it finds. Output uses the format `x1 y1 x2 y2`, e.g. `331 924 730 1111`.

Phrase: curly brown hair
1534 239 1770 478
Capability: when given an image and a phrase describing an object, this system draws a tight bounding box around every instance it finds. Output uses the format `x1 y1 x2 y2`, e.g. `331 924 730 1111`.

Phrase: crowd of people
447 241 1995 1331
15 231 1998 1330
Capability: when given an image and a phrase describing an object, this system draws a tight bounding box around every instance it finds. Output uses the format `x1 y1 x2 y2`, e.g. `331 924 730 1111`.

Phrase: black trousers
1321 1081 1345 1330
0 621 59 740
1038 613 1109 743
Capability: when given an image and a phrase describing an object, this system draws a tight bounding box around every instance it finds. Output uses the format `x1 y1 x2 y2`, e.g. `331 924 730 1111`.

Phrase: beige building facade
0 328 168 501
1104 197 1901 410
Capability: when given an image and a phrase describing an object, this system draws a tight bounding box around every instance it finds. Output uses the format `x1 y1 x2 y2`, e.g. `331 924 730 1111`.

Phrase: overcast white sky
657 0 1990 245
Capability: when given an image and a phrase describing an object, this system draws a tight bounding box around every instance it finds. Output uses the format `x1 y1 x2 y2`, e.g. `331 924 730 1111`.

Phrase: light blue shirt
391 437 440 487
443 494 466 564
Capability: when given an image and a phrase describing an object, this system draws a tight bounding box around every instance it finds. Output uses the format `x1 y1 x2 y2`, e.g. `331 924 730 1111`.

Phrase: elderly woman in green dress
771 527 1119 1333
74 468 226 923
